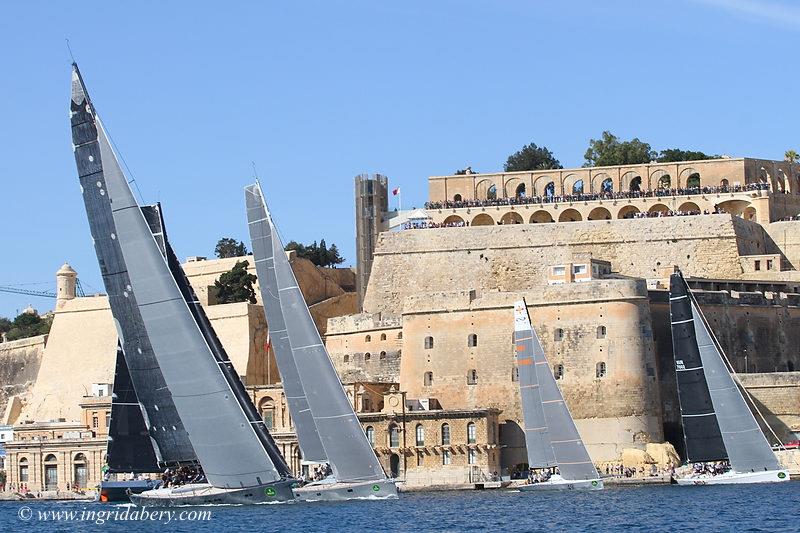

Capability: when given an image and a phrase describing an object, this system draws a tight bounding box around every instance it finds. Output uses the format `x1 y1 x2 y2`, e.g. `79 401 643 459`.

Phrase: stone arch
453 193 462 202
515 182 527 197
587 207 612 220
778 169 792 193
562 174 583 196
533 175 555 197
648 203 670 214
558 208 582 222
471 213 495 226
73 453 88 489
678 201 700 213
475 179 496 200
591 172 612 194
442 214 465 226
758 167 772 190
529 210 554 223
720 178 729 188
679 167 700 188
618 205 641 219
500 211 523 225
544 181 556 197
650 169 671 190
716 199 751 217
504 177 525 198
621 171 643 192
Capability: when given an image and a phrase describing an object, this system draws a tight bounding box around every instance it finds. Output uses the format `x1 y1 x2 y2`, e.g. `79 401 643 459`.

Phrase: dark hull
99 480 158 502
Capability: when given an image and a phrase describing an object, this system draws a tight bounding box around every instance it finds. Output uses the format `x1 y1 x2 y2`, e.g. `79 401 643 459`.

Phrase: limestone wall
326 313 403 383
765 220 800 270
737 372 800 444
0 335 46 424
364 215 760 314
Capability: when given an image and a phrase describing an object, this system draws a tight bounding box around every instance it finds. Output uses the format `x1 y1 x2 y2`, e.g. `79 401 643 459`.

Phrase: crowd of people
689 461 731 477
402 220 468 230
305 463 333 483
159 465 205 488
527 467 559 484
424 182 770 212
603 463 675 478
627 207 728 219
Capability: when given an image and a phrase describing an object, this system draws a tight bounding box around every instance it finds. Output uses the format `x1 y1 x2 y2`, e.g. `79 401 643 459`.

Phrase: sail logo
675 360 686 370
264 487 277 497
778 472 787 479
372 484 381 492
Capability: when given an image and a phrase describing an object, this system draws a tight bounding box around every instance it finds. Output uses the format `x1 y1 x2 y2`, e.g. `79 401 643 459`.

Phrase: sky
0 0 798 317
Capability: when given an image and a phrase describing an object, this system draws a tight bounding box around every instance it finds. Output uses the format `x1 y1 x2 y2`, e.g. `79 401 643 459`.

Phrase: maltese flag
392 187 400 196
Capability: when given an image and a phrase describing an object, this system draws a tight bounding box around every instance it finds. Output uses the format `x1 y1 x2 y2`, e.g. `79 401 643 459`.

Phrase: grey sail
689 299 781 473
245 185 328 463
248 182 386 483
71 66 196 467
71 64 289 488
512 302 556 469
514 300 598 481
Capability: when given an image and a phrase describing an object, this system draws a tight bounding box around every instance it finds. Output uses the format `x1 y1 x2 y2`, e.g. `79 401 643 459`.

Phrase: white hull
519 475 603 491
129 480 296 506
675 469 789 486
293 478 398 501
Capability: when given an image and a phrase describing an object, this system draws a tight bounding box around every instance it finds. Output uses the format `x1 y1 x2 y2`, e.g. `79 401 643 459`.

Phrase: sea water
2 483 799 532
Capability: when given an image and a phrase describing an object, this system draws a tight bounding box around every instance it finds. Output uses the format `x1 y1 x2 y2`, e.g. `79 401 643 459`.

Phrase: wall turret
56 262 77 308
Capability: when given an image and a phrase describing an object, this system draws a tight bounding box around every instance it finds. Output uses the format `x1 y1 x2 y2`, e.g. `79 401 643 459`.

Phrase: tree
214 238 248 259
5 312 52 341
0 317 11 337
284 240 345 267
657 148 719 163
214 260 257 304
785 150 799 164
583 131 656 167
504 143 562 172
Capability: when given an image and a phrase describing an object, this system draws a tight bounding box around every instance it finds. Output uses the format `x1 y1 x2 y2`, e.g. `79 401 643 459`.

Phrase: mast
513 299 598 481
246 183 386 483
70 64 290 488
671 272 781 472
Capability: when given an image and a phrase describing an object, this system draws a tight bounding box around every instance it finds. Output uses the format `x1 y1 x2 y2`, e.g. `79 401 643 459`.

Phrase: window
573 264 587 275
259 397 275 430
365 426 375 446
467 422 476 444
554 328 564 341
105 414 110 428
380 333 387 341
343 354 350 363
554 364 564 380
442 450 451 465
754 260 761 271
380 351 387 360
362 398 372 412
552 266 565 276
424 336 434 349
423 372 434 386
397 332 403 340
389 425 400 448
441 423 451 445
467 334 478 347
516 183 526 197
92 415 99 428
365 352 371 362
365 335 371 342
767 259 774 270
19 458 28 482
596 362 607 378
512 367 519 382
415 424 425 446
454 194 463 202
467 369 478 385
468 449 477 465
597 325 607 339
487 185 497 200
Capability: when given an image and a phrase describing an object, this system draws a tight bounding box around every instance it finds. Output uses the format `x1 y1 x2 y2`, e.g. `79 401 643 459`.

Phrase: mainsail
106 343 160 473
245 185 327 464
71 64 291 488
245 183 386 483
513 300 598 481
670 272 781 472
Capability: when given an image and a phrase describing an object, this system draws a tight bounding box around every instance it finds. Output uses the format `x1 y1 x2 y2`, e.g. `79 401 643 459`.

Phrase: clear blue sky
0 0 798 317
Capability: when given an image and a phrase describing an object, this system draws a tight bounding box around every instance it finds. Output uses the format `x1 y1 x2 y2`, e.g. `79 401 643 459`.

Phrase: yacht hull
294 478 398 501
519 477 603 491
128 480 296 506
99 480 157 502
675 469 789 486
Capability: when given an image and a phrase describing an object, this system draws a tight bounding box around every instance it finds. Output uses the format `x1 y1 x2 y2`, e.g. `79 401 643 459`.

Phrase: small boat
512 300 603 491
669 271 789 485
70 64 297 505
245 183 398 501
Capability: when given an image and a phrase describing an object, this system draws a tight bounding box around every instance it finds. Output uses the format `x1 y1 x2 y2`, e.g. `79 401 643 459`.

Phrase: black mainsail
670 272 781 472
71 63 291 488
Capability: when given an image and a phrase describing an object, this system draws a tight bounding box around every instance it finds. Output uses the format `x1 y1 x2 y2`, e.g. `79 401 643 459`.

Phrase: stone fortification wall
737 372 800 444
326 313 403 383
364 215 761 315
398 279 662 464
0 335 46 424
308 292 359 336
765 220 800 270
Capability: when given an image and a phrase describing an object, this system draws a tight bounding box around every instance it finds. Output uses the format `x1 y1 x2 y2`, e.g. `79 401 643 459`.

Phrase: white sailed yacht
513 300 603 491
669 271 789 485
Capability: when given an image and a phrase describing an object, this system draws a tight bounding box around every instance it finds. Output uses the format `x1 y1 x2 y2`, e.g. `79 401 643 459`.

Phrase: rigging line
102 119 147 205
65 38 76 63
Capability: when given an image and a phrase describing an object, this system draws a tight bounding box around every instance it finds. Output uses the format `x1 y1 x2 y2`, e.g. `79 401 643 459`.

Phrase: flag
264 332 272 354
392 187 400 196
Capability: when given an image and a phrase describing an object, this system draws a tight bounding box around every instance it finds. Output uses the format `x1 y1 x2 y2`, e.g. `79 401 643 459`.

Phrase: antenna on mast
66 38 76 63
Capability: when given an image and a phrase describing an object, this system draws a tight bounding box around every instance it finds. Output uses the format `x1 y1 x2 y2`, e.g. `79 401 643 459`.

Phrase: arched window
365 352 371 362
630 176 642 192
454 194 463 202
554 328 564 341
397 332 403 340
512 367 519 382
258 396 276 429
597 325 607 339
73 453 88 489
423 371 433 386
467 333 478 347
380 333 387 341
658 174 671 189
467 369 478 385
365 335 371 342
343 354 350 363
18 457 29 482
44 454 58 491
545 181 555 197
467 422 476 444
720 178 729 188
365 426 375 446
424 336 434 349
415 424 425 446
380 351 387 360
596 362 607 378
389 424 400 448
572 179 584 194
487 185 497 200
441 423 451 445
686 173 701 189
601 178 613 194
554 364 564 380
515 183 526 198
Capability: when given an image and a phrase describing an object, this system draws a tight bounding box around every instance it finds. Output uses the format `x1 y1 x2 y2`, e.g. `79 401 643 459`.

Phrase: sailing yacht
245 182 398 501
70 64 298 505
513 300 603 491
669 271 789 485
